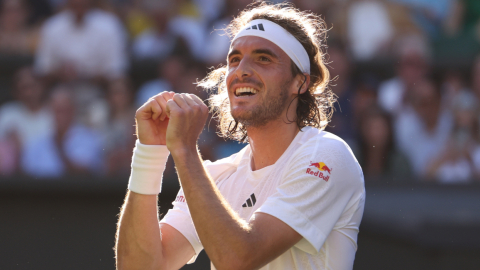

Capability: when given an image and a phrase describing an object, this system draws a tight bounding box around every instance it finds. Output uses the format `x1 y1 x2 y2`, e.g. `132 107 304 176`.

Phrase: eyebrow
227 49 241 60
227 48 279 60
252 48 279 59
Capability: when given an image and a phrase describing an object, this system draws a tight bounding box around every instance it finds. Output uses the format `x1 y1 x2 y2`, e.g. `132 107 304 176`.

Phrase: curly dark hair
198 1 335 142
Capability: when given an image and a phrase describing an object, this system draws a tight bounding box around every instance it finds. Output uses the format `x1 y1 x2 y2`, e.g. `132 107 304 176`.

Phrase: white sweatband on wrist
128 140 170 195
232 19 310 74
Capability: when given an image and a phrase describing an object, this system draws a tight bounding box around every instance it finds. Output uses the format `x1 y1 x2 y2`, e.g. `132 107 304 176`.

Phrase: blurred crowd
0 0 479 183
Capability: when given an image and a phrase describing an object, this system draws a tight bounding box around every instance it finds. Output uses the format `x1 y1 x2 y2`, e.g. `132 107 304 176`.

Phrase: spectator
388 0 455 38
132 1 179 60
135 55 192 107
0 0 38 56
351 75 379 137
325 42 356 145
436 0 480 39
427 90 479 182
34 0 127 84
102 78 136 177
471 55 480 103
122 0 154 38
21 86 103 178
441 70 467 109
357 106 412 179
193 0 225 23
132 0 206 61
347 0 394 60
201 0 251 65
395 78 453 177
378 34 430 116
0 67 53 175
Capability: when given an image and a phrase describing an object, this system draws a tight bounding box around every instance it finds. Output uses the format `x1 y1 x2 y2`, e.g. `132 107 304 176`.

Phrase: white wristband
128 140 170 195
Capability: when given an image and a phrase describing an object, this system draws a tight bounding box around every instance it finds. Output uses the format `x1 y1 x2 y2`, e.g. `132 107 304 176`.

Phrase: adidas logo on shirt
245 23 265 31
242 193 257 207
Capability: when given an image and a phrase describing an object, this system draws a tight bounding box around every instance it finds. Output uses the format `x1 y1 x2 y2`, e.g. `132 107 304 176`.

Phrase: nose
234 56 254 79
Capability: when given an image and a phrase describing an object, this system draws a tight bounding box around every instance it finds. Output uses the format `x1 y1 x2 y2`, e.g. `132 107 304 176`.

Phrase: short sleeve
255 135 364 254
160 188 203 264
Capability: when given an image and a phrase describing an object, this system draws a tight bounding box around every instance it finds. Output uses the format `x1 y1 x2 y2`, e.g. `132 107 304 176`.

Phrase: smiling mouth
235 87 258 97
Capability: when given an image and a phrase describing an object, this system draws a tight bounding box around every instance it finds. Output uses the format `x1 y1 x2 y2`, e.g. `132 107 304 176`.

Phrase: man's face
225 36 299 127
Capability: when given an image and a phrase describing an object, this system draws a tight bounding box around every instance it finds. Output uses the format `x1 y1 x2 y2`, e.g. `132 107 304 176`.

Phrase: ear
295 73 310 94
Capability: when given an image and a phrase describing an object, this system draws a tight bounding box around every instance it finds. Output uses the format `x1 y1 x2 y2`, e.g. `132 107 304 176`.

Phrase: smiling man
116 3 365 270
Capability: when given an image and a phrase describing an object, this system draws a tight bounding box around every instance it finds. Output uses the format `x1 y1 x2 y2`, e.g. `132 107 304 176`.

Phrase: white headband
232 19 310 74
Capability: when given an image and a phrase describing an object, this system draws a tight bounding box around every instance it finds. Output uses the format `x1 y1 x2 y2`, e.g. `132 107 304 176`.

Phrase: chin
231 108 252 121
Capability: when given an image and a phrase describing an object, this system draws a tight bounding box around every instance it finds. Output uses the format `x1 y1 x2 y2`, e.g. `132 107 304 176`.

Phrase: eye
229 57 240 64
259 56 271 62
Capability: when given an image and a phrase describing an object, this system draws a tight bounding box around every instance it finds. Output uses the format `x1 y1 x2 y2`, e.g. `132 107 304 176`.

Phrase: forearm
172 149 254 268
116 191 164 270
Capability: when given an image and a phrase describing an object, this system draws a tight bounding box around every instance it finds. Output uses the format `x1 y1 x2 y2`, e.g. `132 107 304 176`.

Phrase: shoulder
295 128 358 164
288 128 363 186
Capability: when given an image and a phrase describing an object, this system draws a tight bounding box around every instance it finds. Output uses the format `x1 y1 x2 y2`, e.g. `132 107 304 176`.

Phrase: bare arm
115 191 194 270
115 92 195 270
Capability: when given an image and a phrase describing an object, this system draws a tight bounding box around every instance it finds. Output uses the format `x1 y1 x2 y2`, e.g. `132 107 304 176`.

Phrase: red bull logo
174 195 186 203
306 161 332 181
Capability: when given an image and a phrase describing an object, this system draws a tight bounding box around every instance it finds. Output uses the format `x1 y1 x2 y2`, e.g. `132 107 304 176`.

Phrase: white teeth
235 87 258 96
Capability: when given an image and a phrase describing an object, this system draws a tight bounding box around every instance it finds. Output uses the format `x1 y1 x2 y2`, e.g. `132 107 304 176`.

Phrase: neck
246 118 300 171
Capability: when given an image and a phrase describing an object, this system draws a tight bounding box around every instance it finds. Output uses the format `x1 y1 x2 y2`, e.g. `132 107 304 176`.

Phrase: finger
172 93 189 110
161 91 175 100
138 98 162 120
182 93 198 107
189 94 209 114
166 99 181 118
188 94 202 104
153 95 168 121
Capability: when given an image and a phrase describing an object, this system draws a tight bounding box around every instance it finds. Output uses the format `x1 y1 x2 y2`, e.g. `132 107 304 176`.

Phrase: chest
216 163 276 220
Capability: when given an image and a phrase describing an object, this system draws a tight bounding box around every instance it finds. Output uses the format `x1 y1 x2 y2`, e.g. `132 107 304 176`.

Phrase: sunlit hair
198 2 334 142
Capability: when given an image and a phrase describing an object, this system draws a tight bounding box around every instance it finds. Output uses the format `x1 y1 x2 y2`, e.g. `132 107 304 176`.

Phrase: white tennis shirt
160 127 365 269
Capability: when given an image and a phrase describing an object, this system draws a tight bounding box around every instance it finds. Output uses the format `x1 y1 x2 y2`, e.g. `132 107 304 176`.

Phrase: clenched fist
135 92 209 154
165 93 209 153
135 91 175 145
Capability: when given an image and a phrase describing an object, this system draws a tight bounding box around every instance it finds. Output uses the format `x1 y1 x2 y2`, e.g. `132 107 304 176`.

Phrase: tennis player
116 3 365 270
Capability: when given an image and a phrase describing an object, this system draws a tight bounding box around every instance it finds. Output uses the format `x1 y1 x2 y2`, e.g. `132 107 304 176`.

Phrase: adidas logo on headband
232 19 311 74
245 23 264 31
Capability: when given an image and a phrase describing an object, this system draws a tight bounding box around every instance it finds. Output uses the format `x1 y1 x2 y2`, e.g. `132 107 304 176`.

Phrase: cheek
225 69 236 89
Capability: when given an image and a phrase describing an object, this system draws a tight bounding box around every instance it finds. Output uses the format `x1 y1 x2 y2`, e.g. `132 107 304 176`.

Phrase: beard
231 82 291 128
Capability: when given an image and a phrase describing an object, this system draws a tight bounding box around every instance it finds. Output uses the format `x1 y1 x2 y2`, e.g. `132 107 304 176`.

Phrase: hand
135 91 175 145
165 93 209 154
